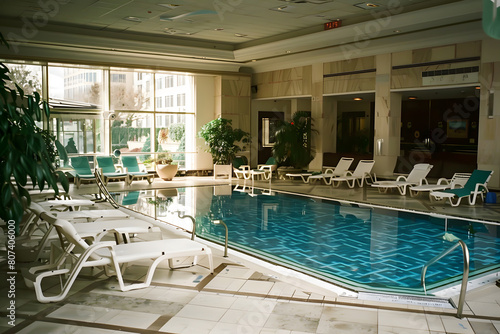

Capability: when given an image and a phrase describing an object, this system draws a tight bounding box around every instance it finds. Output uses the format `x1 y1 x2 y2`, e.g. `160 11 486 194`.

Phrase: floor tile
272 301 323 319
317 320 377 334
320 305 377 324
17 321 139 334
239 280 275 295
175 304 227 321
467 301 500 317
159 316 217 334
263 314 319 332
378 310 428 331
189 292 237 308
440 316 475 334
469 319 499 334
378 325 430 334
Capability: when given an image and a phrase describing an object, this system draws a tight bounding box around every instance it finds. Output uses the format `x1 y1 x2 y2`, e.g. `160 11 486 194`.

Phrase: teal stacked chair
70 156 96 189
121 156 154 185
95 156 128 186
430 169 494 206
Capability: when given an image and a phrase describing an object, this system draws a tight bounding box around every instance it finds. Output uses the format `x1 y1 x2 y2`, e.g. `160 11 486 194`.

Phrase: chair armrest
396 175 408 182
437 177 450 185
115 164 124 173
239 165 250 170
324 168 334 174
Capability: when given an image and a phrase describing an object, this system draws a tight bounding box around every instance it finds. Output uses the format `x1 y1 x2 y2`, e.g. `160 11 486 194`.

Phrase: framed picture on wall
447 120 468 138
262 117 279 147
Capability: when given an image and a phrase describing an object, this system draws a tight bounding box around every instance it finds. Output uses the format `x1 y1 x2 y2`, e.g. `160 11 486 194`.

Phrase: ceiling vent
422 66 479 86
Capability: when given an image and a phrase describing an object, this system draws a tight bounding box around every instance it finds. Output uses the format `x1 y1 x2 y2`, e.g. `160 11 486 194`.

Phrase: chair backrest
70 156 93 176
449 172 471 188
43 212 102 261
406 163 432 182
352 160 375 177
96 156 117 174
121 156 141 173
462 170 493 190
333 157 354 176
122 191 140 205
265 157 276 165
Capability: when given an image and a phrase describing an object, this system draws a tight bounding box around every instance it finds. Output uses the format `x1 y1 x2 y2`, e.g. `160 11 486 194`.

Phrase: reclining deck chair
16 202 156 262
409 172 471 198
371 163 433 195
307 157 354 184
331 160 375 188
257 157 277 179
96 156 128 185
70 156 96 188
121 156 154 185
23 213 213 303
430 169 494 206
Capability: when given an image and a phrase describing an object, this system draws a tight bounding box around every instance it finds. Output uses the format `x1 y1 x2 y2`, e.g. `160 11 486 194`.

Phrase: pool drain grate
358 292 454 308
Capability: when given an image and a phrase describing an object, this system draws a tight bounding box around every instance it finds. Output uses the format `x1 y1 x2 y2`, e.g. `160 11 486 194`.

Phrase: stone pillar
478 59 500 188
310 63 324 171
373 54 402 177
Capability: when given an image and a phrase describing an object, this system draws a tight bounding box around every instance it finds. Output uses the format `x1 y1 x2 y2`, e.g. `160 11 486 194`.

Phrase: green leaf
0 32 9 48
1 184 12 204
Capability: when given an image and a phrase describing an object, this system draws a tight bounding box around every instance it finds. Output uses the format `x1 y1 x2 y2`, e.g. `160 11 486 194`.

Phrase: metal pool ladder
421 240 470 318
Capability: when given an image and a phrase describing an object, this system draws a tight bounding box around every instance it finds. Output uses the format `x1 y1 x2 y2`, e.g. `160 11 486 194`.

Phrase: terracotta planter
156 164 178 181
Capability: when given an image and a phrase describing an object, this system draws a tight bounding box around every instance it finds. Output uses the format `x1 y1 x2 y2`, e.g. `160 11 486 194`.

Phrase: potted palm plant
198 118 250 178
0 33 69 229
273 111 316 170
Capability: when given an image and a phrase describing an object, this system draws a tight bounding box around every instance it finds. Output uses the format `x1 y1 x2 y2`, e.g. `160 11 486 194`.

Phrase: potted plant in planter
154 153 178 181
0 34 69 230
273 111 316 172
198 118 250 178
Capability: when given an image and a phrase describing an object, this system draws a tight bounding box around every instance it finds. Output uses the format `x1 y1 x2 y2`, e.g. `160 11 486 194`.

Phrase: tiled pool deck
1 176 499 334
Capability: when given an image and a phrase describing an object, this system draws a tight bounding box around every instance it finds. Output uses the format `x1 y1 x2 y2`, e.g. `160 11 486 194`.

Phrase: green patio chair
430 169 494 206
121 156 154 185
96 156 128 186
70 156 96 189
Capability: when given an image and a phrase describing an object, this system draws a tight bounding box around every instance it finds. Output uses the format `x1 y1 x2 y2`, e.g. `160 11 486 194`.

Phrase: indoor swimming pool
113 185 500 295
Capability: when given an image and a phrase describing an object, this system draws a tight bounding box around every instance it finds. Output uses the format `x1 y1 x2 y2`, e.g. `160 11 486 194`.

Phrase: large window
110 70 153 111
49 65 103 108
4 60 197 170
5 63 43 97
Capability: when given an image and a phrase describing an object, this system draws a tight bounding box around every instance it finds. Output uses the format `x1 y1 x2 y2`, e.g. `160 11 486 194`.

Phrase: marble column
310 63 324 171
373 54 402 177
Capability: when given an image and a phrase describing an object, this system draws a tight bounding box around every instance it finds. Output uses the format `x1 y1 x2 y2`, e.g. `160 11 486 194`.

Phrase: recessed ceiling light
475 86 481 90
354 97 363 101
286 50 291 54
214 28 224 31
270 5 294 12
234 33 247 37
393 30 401 33
408 96 417 100
158 4 181 9
123 16 143 22
354 2 381 9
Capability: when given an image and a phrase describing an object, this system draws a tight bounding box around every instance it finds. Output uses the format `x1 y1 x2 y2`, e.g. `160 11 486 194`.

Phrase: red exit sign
324 20 342 30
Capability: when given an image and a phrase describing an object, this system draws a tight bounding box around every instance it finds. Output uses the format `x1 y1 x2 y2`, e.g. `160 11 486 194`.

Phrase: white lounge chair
298 157 354 184
371 163 433 195
331 160 376 188
409 172 471 198
23 213 213 303
430 169 493 206
16 203 157 262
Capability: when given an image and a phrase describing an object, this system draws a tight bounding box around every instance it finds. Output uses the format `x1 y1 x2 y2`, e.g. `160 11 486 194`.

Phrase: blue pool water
115 186 500 294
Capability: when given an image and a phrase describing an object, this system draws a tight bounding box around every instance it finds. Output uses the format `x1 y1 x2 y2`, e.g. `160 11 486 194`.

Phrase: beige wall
250 40 500 187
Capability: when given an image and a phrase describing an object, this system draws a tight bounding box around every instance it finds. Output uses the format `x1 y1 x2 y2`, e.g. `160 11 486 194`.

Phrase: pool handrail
421 239 469 318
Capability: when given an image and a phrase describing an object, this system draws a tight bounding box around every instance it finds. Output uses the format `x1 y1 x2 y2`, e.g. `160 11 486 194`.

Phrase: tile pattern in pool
196 187 500 294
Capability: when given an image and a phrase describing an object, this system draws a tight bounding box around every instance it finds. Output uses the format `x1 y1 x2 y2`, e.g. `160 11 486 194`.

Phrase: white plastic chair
409 172 471 198
371 163 433 195
22 213 213 303
331 160 376 188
